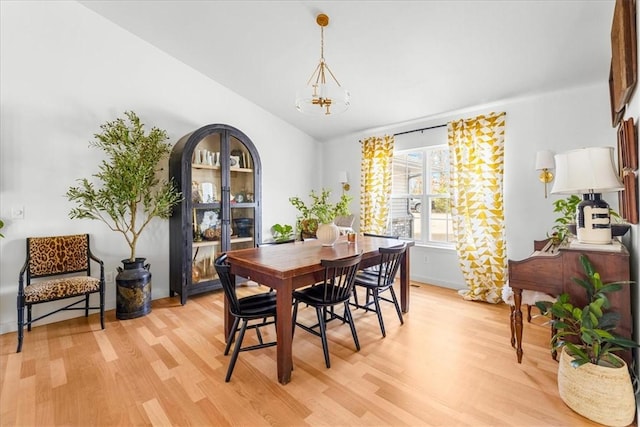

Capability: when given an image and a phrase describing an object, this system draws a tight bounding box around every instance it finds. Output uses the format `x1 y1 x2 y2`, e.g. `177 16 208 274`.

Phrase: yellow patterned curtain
448 112 506 303
360 135 394 234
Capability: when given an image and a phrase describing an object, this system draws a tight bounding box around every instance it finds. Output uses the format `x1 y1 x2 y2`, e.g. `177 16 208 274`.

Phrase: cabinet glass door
229 135 255 250
191 133 222 284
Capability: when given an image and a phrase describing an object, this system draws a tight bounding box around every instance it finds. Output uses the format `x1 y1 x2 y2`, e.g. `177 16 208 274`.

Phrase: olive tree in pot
535 254 638 426
67 111 182 319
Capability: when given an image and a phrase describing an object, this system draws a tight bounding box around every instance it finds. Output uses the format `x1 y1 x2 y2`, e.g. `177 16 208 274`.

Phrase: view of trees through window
387 146 454 245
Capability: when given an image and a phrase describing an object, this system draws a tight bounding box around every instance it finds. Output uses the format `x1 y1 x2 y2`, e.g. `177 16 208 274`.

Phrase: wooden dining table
224 234 414 385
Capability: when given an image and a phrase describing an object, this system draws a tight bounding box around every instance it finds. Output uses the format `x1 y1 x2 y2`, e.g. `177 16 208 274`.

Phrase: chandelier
295 14 350 116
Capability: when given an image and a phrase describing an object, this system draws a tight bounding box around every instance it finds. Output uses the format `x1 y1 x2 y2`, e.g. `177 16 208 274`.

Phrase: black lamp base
576 193 612 244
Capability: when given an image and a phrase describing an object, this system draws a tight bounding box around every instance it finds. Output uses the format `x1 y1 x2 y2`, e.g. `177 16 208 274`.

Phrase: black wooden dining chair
292 253 363 368
214 253 277 382
361 233 400 274
351 243 407 337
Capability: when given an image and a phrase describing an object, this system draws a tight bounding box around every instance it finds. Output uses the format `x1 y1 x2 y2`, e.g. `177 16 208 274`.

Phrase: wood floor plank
1 282 634 426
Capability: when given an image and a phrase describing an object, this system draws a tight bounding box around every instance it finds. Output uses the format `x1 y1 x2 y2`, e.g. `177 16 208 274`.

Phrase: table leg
400 249 411 313
513 288 524 363
276 278 293 384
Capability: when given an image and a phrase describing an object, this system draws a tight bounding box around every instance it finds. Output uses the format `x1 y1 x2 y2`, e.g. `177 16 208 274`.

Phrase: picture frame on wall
609 0 637 127
617 118 638 224
609 64 626 127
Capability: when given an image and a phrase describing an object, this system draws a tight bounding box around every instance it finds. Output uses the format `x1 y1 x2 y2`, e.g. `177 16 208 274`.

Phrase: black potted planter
116 258 152 319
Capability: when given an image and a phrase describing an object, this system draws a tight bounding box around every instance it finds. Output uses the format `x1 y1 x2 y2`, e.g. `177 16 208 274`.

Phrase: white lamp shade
338 171 348 183
550 147 623 194
535 150 555 170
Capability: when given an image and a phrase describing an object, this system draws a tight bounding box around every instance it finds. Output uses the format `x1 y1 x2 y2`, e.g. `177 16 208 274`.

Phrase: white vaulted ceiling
79 0 615 141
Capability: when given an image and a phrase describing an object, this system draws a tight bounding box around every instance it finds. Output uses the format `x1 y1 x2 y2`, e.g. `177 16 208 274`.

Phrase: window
386 145 455 246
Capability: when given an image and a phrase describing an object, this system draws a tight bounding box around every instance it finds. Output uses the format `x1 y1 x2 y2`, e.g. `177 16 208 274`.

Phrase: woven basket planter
558 347 636 426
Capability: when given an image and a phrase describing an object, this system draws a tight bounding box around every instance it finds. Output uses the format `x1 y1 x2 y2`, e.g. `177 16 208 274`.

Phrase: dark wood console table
508 239 632 364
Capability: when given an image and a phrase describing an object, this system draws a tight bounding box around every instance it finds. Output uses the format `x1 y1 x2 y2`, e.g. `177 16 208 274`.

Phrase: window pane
389 197 414 239
430 148 449 195
429 197 454 242
389 144 454 246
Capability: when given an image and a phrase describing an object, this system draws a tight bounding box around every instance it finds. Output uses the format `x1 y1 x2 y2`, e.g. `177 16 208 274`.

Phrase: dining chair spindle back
351 243 407 337
214 253 278 382
292 253 363 368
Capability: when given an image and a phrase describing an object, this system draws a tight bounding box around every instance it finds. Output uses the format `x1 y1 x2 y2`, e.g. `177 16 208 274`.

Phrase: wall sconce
338 171 350 192
535 150 555 198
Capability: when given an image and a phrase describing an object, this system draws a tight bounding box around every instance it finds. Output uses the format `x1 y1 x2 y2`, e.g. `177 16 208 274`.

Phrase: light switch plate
11 206 24 219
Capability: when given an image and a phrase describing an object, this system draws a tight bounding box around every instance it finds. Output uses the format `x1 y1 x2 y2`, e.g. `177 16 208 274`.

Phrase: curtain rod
393 123 446 136
361 112 507 141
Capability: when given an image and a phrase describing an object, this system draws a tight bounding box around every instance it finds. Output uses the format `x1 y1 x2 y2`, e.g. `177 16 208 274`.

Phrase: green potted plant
0 219 4 238
549 194 581 244
66 111 182 319
271 223 294 243
289 188 352 245
535 254 637 426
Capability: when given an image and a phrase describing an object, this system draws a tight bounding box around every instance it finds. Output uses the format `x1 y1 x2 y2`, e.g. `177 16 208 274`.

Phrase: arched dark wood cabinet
169 124 261 304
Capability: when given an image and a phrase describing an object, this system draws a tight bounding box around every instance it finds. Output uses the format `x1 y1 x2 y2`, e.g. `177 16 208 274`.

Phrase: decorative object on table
66 111 182 319
534 150 554 198
551 147 624 244
271 223 294 243
616 117 638 224
609 0 637 127
295 13 350 116
535 254 638 427
289 188 352 246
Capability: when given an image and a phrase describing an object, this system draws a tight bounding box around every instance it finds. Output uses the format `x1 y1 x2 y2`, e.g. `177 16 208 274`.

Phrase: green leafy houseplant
535 254 638 368
0 219 4 238
549 195 581 244
271 223 294 242
67 111 182 261
289 188 352 225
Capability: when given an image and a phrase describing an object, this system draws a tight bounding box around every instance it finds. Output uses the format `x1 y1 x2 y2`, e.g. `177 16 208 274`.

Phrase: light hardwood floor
0 282 631 426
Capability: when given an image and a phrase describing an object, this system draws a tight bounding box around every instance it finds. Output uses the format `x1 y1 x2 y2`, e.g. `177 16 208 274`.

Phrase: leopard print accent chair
17 234 105 352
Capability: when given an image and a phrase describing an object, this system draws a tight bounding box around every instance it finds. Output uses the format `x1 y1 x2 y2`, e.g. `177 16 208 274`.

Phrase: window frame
389 144 455 248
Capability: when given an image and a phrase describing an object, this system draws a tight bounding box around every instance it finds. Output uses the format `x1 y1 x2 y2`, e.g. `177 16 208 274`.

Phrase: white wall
0 1 319 334
323 82 619 290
